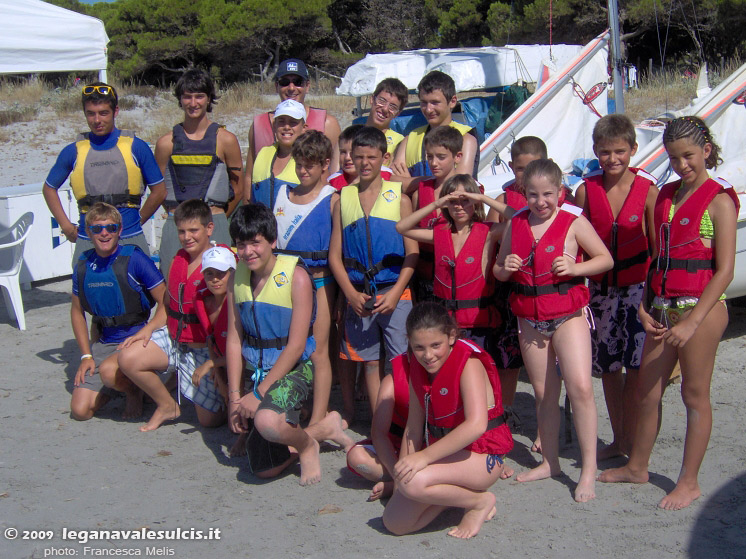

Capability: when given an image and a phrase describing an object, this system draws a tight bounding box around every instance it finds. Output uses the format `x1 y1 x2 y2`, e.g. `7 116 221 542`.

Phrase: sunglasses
88 223 120 234
82 85 115 96
278 76 305 87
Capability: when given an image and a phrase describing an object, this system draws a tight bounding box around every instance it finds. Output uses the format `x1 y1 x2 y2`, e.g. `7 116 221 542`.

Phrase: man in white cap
243 59 342 197
250 99 307 208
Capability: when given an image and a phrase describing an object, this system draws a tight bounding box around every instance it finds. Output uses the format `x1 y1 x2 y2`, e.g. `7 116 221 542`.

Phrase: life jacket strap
511 277 584 297
166 307 200 323
434 295 493 311
78 193 142 210
427 412 508 439
92 310 150 329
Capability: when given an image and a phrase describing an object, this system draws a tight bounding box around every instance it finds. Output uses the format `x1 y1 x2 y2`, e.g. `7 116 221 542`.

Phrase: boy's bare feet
448 492 496 539
531 437 542 454
500 463 514 479
298 438 321 486
597 465 649 484
367 480 394 501
229 432 249 457
310 411 355 451
597 442 626 461
122 388 143 420
515 461 561 483
140 402 180 432
658 481 701 510
574 469 597 502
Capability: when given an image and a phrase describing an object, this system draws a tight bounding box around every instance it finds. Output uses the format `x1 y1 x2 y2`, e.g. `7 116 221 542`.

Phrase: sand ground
0 99 744 559
0 279 744 559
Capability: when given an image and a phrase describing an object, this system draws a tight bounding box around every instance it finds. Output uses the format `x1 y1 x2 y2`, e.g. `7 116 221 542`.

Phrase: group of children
68 65 738 538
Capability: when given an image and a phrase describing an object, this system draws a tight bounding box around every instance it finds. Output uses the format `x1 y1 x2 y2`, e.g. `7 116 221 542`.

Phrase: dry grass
0 79 47 107
625 68 698 123
0 105 38 126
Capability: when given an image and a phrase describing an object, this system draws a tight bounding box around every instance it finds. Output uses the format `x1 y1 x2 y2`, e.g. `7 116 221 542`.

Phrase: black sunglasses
89 223 120 234
278 76 305 87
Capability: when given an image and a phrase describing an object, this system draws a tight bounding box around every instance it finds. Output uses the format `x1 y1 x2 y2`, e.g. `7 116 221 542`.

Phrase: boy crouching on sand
118 200 226 431
70 202 165 421
226 203 352 484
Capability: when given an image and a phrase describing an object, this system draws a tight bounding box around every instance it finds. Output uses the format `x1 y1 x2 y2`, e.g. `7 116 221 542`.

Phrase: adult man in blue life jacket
70 202 166 421
242 59 342 201
154 69 244 278
43 83 166 265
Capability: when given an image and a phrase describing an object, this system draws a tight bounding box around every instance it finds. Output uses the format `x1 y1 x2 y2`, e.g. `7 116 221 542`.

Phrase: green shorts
256 360 313 425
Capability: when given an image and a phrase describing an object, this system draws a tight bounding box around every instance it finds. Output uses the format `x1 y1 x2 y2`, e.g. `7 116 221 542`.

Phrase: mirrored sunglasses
89 223 120 234
278 76 305 87
82 85 114 96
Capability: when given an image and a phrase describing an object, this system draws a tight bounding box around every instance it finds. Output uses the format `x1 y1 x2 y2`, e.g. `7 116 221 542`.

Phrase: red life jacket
253 107 327 157
194 284 229 356
584 168 654 287
504 182 527 211
415 178 440 279
409 339 513 455
433 221 497 328
503 181 571 210
509 204 589 321
651 177 740 298
166 249 208 343
389 353 410 447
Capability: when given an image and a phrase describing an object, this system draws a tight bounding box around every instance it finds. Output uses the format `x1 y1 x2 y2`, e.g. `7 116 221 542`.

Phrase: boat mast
608 0 625 113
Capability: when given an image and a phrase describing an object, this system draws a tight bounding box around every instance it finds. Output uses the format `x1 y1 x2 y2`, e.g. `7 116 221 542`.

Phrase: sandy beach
0 277 744 559
1 99 745 559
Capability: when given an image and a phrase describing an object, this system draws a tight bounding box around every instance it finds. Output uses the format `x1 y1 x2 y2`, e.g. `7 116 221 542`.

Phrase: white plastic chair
0 212 34 330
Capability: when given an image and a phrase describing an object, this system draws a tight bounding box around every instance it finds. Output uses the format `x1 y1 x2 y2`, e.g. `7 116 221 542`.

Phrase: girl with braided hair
599 116 739 510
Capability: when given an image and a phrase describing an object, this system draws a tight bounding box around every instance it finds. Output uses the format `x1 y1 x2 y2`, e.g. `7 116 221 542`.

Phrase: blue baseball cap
276 59 309 81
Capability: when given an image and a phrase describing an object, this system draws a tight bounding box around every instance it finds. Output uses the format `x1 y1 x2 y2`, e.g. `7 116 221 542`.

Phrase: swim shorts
76 341 120 395
257 359 314 425
340 288 412 362
589 281 645 376
150 326 224 413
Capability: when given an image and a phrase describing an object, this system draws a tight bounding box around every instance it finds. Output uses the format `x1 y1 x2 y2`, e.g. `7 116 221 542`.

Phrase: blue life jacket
274 184 335 268
234 254 316 371
76 245 154 329
340 181 405 295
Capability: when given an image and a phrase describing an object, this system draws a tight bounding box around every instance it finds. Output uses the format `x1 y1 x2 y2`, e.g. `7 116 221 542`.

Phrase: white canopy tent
0 0 108 80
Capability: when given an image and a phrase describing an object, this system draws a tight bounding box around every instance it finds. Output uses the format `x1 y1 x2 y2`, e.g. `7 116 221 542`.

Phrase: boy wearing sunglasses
243 59 342 190
155 69 244 278
70 203 166 422
43 82 166 266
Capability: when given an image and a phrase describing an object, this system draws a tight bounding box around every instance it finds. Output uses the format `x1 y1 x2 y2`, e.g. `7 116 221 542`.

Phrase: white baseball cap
274 99 306 121
201 246 236 272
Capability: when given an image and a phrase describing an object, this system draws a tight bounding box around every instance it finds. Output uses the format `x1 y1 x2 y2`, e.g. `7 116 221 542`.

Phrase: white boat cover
336 45 582 96
0 0 108 75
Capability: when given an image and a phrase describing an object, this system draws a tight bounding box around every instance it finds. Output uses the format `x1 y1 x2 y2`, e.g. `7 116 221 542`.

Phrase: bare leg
620 367 640 456
254 409 321 486
516 319 562 483
363 360 382 416
659 303 727 510
598 333 676 484
306 410 354 450
70 387 109 421
598 368 626 460
309 281 335 425
552 316 597 502
100 354 143 420
195 404 226 428
346 444 387 483
118 342 179 432
383 450 502 538
338 359 358 428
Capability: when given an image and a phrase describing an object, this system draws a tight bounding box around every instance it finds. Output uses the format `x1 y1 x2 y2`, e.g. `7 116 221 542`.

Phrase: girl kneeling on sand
599 117 738 510
494 159 613 502
382 302 513 539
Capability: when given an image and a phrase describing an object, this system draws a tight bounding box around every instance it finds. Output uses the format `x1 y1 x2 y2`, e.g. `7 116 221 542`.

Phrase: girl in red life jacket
396 174 514 342
191 247 237 410
382 303 513 540
346 352 410 502
494 159 613 503
599 117 738 511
